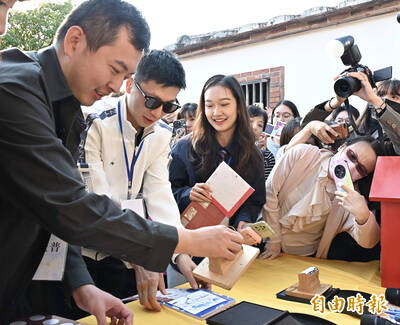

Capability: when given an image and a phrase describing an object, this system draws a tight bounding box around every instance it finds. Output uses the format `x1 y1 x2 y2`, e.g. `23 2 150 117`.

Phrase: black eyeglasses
134 80 180 114
346 148 368 178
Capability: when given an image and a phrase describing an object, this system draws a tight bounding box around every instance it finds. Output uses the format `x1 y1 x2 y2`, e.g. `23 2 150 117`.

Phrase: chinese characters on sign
49 241 61 252
311 294 388 315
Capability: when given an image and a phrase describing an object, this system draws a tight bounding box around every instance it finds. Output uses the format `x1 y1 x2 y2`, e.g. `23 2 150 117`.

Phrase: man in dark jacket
0 0 243 323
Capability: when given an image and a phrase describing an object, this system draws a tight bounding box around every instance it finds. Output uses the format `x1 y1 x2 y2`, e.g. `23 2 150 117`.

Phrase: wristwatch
374 98 387 116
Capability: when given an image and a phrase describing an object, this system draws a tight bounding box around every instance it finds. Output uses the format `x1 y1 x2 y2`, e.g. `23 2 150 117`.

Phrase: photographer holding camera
345 72 400 155
301 76 400 155
302 35 400 156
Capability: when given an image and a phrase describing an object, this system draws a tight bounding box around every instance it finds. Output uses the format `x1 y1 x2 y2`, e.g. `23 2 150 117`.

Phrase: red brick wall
234 66 285 109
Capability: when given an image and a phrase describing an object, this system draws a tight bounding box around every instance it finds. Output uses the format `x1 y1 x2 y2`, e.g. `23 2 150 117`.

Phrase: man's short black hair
56 0 150 53
135 50 186 89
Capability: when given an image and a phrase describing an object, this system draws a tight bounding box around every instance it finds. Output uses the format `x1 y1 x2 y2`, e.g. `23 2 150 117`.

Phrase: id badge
32 234 68 281
121 195 145 219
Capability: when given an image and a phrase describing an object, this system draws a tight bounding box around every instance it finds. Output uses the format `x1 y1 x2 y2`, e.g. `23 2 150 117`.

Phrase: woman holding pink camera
260 136 380 260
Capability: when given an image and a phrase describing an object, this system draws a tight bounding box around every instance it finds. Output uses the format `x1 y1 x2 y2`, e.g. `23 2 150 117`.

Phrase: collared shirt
79 95 182 263
0 46 178 308
33 47 86 160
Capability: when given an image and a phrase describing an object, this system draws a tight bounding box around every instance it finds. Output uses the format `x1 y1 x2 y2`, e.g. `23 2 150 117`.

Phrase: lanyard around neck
226 156 232 166
118 100 144 199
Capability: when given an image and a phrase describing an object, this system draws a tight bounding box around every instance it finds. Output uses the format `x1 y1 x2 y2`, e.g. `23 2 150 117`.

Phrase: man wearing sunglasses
0 1 244 323
79 49 205 311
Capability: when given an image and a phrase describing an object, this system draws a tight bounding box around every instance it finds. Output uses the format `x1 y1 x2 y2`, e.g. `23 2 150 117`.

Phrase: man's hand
259 241 281 260
176 254 211 290
175 225 244 260
72 284 133 325
335 184 370 225
306 120 337 144
189 183 212 203
133 265 166 311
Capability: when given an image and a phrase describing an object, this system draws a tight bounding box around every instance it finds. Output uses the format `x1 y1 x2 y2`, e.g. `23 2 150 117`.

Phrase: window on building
235 67 283 109
241 78 270 109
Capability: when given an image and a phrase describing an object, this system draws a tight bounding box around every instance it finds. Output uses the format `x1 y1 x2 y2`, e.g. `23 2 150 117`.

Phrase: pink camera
332 161 354 192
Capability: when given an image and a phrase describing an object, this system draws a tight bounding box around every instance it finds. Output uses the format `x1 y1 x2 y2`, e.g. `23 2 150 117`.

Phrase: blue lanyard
118 101 144 199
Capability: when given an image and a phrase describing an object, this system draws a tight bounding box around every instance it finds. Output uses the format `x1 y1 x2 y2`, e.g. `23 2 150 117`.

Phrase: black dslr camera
333 35 392 98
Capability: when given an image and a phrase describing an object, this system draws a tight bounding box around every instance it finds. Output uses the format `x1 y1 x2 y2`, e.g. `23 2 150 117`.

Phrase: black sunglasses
346 148 368 178
134 80 180 114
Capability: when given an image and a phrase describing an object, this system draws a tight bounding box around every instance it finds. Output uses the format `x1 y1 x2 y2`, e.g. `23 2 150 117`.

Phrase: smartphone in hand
250 221 275 238
329 122 349 139
264 123 274 136
332 161 354 192
172 119 187 137
266 121 286 139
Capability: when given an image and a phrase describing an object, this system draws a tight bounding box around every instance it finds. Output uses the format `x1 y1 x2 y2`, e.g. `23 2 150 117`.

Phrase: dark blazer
169 136 266 228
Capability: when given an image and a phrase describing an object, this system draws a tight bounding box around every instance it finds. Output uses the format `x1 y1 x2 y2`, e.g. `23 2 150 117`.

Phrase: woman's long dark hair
190 74 263 181
271 99 300 124
279 117 302 147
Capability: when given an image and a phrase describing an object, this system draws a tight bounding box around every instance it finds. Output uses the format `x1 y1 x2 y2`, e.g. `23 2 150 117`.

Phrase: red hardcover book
181 162 254 229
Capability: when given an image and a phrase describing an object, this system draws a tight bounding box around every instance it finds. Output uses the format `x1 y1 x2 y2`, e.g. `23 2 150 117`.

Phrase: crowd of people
1 0 399 324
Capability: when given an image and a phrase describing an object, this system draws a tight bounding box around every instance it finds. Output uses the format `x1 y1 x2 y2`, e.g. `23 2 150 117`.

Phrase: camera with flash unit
328 35 392 98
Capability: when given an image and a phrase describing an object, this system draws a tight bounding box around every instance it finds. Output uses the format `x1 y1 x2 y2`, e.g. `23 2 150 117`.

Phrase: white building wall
178 12 400 116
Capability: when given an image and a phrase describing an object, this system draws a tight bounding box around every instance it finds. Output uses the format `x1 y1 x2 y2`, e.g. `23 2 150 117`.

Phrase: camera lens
385 288 400 307
334 76 361 98
334 164 346 179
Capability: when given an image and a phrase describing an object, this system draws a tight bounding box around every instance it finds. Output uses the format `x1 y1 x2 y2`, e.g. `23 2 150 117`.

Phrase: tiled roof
166 0 399 55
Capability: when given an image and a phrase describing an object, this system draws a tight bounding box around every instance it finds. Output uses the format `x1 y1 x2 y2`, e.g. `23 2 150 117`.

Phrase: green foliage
0 1 73 51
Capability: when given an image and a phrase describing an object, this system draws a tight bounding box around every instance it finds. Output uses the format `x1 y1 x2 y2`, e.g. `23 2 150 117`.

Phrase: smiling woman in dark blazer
169 74 266 231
